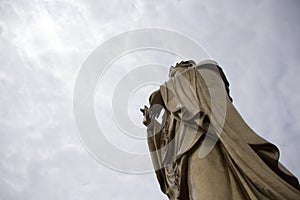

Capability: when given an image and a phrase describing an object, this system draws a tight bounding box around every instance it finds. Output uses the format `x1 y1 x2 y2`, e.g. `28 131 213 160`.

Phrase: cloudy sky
0 0 300 199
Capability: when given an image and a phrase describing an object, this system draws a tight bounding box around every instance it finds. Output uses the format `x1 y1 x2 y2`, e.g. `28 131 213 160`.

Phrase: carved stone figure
141 60 300 200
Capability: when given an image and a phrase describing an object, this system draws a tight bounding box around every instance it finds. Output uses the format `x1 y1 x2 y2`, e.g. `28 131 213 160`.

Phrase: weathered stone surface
141 60 300 200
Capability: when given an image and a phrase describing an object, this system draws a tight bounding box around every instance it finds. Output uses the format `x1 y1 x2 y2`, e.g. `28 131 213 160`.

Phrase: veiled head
169 60 196 78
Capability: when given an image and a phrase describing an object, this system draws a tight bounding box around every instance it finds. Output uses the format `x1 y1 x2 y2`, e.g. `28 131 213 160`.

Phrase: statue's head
169 60 196 78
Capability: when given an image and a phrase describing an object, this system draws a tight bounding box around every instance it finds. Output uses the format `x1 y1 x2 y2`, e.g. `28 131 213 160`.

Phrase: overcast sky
0 0 300 199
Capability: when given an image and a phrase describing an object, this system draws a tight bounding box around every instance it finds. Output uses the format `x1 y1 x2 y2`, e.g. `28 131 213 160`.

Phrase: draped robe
144 62 300 200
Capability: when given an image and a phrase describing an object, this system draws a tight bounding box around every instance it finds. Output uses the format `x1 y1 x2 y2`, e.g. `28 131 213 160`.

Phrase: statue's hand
140 106 151 126
140 105 148 116
140 105 164 126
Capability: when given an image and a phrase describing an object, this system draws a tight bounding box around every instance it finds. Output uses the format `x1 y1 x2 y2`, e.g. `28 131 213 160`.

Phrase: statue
141 60 300 200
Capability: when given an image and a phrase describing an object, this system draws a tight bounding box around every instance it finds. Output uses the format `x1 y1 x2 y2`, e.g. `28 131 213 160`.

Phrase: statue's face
168 60 196 78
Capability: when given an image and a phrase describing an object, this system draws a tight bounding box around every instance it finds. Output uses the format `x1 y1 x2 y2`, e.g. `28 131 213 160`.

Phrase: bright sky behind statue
0 0 299 199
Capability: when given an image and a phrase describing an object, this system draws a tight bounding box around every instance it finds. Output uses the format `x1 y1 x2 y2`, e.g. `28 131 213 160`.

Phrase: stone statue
141 60 300 200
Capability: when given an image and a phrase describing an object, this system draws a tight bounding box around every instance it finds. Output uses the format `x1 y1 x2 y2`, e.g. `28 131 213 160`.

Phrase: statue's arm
149 89 165 107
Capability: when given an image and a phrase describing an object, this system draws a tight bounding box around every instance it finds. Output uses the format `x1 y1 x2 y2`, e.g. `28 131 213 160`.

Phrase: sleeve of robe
154 64 300 199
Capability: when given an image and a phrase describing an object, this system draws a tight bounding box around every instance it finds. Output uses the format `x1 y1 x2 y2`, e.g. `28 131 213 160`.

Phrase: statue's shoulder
196 60 233 102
